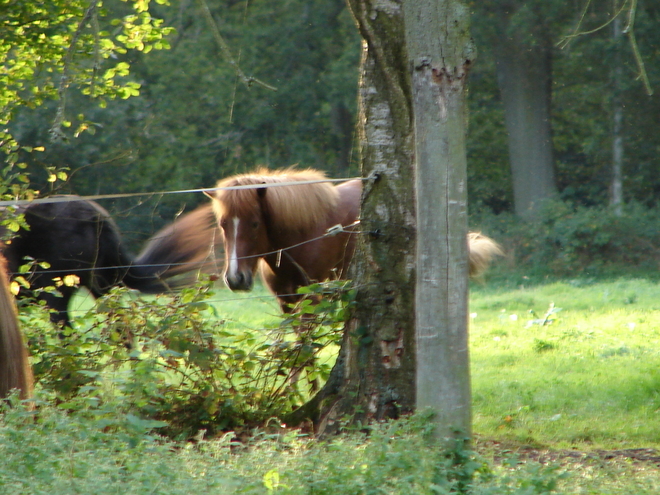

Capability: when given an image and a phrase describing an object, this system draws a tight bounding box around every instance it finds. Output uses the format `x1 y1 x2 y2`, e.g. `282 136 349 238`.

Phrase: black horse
1 198 220 327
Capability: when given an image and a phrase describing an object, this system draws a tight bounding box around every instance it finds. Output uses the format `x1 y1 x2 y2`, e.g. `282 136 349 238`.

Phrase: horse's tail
468 232 503 278
123 204 223 292
0 253 33 401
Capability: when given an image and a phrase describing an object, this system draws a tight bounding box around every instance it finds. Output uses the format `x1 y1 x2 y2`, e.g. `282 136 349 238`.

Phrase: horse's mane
0 253 33 401
212 168 339 230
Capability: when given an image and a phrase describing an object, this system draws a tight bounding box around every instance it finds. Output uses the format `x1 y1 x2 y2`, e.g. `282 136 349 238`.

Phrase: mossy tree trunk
303 0 473 441
312 0 417 434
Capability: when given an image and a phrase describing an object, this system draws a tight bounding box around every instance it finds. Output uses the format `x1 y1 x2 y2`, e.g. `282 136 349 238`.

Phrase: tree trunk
494 22 557 220
311 0 417 435
403 0 472 440
296 0 472 441
610 10 624 215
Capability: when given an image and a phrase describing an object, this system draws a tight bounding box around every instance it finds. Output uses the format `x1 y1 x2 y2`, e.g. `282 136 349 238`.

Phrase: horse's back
336 179 362 225
4 198 129 296
329 179 362 272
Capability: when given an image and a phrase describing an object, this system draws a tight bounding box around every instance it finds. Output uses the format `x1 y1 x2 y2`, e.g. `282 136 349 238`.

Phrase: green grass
470 278 660 450
16 276 660 493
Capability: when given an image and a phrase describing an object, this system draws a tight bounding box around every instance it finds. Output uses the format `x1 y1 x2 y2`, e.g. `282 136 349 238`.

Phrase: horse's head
207 186 269 292
208 168 341 293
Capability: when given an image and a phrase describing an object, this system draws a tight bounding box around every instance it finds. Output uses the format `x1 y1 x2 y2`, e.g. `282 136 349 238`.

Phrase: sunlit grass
70 281 281 332
16 276 660 493
470 278 660 450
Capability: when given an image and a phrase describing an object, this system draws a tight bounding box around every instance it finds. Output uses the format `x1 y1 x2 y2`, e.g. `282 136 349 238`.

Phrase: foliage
0 405 571 495
21 278 354 438
0 0 173 135
0 396 234 494
0 0 176 243
472 200 660 277
229 413 566 495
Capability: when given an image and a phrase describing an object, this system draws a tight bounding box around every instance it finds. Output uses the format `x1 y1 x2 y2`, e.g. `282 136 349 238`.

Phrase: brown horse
208 168 360 311
206 168 501 311
0 253 33 401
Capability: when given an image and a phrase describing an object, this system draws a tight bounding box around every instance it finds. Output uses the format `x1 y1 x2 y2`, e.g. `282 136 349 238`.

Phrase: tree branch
50 0 99 143
197 0 277 92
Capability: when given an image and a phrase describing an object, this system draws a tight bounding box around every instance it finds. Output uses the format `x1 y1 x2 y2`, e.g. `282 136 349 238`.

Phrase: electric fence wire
5 174 377 311
0 175 372 207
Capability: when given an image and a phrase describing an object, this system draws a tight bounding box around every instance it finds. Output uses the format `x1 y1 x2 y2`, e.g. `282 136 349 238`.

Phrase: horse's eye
220 219 228 230
251 221 259 229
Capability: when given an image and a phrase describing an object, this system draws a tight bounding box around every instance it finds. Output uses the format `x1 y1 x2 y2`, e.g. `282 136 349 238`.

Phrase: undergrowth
471 199 660 279
0 405 569 495
20 277 354 438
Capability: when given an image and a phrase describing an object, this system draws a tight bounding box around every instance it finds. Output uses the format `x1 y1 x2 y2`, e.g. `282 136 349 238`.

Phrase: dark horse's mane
213 168 339 231
0 253 33 401
1 198 220 326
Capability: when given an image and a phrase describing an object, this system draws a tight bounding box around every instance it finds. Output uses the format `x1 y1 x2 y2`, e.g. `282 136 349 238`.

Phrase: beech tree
489 3 558 220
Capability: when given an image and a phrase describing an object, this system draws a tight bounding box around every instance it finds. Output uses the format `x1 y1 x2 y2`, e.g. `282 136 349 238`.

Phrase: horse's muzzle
225 271 253 291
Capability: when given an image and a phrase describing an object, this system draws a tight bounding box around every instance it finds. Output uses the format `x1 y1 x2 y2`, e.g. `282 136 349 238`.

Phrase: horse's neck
261 222 316 274
262 211 319 250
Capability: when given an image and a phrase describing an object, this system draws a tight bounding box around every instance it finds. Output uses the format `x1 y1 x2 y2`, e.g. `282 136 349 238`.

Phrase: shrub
22 278 355 437
471 200 660 277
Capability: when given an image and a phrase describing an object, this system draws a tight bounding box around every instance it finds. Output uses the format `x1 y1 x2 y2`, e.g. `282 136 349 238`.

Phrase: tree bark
493 16 557 220
403 0 472 440
305 0 473 442
610 10 624 215
314 0 417 435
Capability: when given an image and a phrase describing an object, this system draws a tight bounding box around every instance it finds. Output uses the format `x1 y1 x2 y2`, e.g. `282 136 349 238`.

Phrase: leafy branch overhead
0 0 175 147
558 0 652 95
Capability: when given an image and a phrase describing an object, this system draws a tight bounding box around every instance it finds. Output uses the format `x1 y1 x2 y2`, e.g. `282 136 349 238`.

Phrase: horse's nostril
225 271 253 291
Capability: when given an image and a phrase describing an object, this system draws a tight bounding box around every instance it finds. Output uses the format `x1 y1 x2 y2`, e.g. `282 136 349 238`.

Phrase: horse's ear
203 190 215 200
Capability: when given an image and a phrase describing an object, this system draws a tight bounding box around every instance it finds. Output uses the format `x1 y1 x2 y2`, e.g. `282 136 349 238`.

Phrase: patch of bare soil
476 439 660 466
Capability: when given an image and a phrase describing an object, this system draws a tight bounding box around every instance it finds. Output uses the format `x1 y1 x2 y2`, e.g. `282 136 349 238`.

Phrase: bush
471 200 660 277
21 278 355 438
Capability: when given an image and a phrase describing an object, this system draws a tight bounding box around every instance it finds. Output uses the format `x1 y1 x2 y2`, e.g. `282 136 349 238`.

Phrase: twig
558 0 652 95
557 0 628 49
197 0 277 92
622 0 653 95
50 0 100 143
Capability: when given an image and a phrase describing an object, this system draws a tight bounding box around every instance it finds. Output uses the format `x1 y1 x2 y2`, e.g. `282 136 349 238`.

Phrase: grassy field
470 277 660 451
8 275 660 493
66 276 660 452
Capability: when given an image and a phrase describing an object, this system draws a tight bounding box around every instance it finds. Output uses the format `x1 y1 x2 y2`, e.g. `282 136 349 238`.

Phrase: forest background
7 0 660 277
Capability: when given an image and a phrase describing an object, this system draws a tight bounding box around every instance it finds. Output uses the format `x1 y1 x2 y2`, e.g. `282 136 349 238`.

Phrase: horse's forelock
213 169 338 230
214 186 261 220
